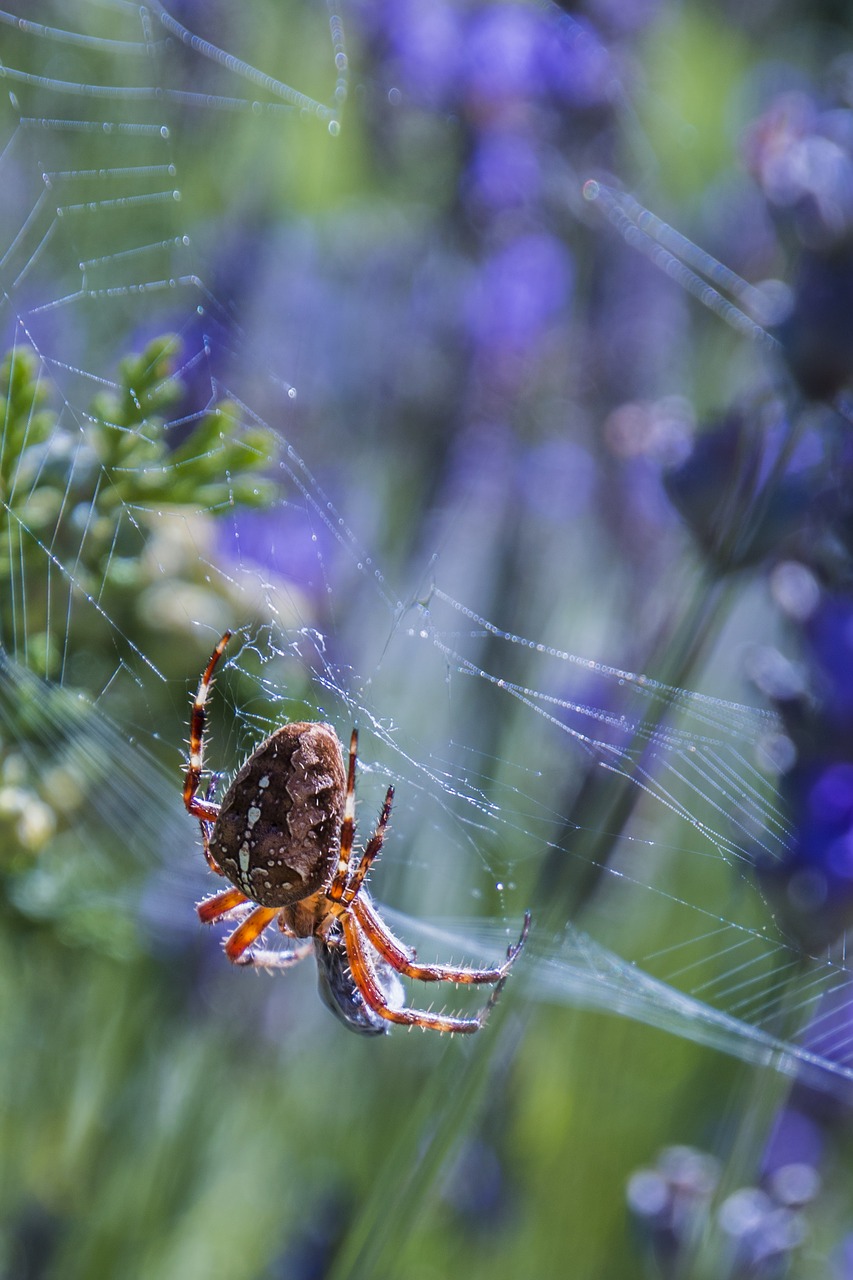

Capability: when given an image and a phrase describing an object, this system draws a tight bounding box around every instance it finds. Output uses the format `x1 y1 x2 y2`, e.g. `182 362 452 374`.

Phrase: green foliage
0 337 278 873
0 336 277 676
86 337 277 511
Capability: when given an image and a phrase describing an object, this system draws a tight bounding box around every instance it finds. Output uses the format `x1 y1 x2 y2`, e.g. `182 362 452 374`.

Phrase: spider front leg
327 729 395 905
328 728 360 902
183 631 231 828
184 631 232 872
221 905 313 970
197 885 248 924
340 786 394 904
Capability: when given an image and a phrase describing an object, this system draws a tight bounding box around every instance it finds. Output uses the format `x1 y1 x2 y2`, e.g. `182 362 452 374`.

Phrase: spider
184 631 530 1035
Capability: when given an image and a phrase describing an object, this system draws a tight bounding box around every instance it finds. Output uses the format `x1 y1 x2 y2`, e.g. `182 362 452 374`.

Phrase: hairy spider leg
223 905 279 962
223 905 313 970
232 936 314 971
352 896 531 985
183 630 232 872
328 727 359 902
198 773 222 863
339 785 395 906
197 885 249 924
341 914 487 1034
199 889 313 970
183 629 231 820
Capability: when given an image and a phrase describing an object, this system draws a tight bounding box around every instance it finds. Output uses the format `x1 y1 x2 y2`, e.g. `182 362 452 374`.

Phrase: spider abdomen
209 721 346 908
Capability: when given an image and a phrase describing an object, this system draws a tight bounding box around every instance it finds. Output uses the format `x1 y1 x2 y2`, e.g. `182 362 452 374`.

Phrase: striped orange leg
183 630 231 835
341 914 486 1033
340 787 395 906
223 905 312 970
202 895 312 970
223 905 279 963
353 896 530 984
197 886 248 924
328 728 359 902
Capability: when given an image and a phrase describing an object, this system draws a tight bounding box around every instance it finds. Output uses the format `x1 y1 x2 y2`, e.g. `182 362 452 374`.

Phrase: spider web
1 0 851 1088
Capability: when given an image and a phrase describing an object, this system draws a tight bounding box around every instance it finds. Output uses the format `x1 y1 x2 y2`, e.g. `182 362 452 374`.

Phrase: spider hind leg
353 897 531 987
315 928 403 1035
343 915 495 1034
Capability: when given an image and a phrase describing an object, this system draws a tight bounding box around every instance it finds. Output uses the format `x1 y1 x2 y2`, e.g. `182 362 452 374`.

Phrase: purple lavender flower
534 14 614 107
753 594 853 947
663 408 827 573
464 127 542 213
464 232 573 357
462 7 545 107
377 0 465 109
762 1108 824 1181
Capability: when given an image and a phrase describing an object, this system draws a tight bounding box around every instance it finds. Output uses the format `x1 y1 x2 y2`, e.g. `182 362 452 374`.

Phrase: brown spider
184 631 530 1035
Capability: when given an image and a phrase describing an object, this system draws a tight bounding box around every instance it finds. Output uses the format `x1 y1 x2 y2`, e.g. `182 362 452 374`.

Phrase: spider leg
198 774 225 876
197 885 249 924
353 896 530 984
238 939 314 971
183 630 231 830
339 786 394 906
223 905 279 963
328 728 359 902
203 897 312 970
341 914 488 1033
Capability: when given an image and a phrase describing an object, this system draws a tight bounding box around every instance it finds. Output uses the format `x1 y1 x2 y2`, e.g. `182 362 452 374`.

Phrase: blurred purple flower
762 1108 824 1178
718 1185 807 1276
465 232 572 355
536 15 614 107
663 408 825 572
756 758 853 945
776 245 853 399
380 0 464 109
751 593 853 947
744 93 853 242
519 438 596 522
465 127 542 212
462 7 544 107
805 596 853 731
217 507 336 604
626 1146 720 1276
742 89 853 397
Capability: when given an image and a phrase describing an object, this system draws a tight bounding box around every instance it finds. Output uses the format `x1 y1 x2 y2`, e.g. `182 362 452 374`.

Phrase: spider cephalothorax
184 631 529 1035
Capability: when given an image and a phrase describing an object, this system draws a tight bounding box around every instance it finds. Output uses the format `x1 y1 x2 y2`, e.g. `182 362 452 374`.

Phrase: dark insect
184 631 530 1034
